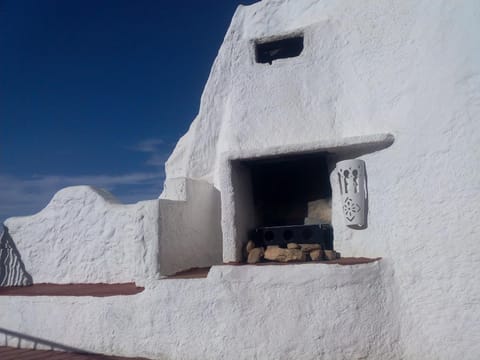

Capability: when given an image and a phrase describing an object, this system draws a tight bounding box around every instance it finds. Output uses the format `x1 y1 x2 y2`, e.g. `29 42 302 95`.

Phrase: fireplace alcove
248 153 331 228
244 153 334 259
220 133 395 263
226 152 333 263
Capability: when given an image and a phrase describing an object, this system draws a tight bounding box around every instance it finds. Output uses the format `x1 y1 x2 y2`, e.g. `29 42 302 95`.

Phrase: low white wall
158 178 223 275
3 186 160 285
2 181 222 283
0 260 405 360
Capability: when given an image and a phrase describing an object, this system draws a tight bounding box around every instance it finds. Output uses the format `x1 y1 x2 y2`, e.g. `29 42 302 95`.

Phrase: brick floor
0 283 144 297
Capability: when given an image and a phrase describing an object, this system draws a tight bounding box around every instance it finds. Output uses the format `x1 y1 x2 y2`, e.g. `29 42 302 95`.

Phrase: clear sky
0 0 257 222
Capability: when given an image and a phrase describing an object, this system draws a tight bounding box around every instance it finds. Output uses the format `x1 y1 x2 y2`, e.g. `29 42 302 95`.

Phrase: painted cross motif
337 159 367 227
343 197 361 222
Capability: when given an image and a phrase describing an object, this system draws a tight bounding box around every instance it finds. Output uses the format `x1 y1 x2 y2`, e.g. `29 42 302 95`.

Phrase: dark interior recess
252 224 334 250
255 35 304 64
245 152 331 227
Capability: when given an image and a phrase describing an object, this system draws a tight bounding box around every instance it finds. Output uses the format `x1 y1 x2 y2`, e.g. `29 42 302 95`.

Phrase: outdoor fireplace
247 153 331 227
247 223 335 263
223 152 339 264
220 134 394 264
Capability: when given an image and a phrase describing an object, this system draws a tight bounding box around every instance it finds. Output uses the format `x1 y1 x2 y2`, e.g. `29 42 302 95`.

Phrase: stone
324 250 337 261
247 248 264 264
307 199 332 224
287 243 300 249
304 217 321 225
264 247 306 262
310 249 324 261
266 245 280 249
299 244 321 252
245 240 255 253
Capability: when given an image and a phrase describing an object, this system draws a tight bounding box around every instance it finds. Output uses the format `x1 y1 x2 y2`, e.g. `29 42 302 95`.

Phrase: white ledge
223 133 395 161
207 259 383 286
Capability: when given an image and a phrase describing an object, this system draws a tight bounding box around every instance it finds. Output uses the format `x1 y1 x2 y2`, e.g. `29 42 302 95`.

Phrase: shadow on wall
0 226 33 287
158 179 223 276
0 327 91 354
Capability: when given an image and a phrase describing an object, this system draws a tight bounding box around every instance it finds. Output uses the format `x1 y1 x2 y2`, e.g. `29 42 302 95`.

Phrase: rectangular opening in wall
231 152 334 257
255 35 304 64
247 153 331 227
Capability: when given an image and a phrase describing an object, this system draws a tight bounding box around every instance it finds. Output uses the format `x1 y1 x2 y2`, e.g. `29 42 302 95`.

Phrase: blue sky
0 0 257 222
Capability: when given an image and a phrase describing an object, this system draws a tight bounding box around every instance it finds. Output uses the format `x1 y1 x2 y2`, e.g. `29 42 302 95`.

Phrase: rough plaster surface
158 178 223 275
159 0 480 358
2 0 480 358
0 261 403 360
3 180 222 281
4 186 160 284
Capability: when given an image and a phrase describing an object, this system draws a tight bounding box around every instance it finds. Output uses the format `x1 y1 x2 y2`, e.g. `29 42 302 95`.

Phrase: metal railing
0 327 91 354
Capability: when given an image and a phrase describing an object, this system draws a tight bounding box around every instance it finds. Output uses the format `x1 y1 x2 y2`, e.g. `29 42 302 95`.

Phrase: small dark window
255 35 304 64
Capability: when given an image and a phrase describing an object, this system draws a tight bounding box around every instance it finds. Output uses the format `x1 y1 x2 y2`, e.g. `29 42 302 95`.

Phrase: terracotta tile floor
0 347 150 359
0 283 144 297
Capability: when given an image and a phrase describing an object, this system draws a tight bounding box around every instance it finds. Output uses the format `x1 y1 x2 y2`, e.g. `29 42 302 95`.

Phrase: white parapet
2 181 223 283
0 260 409 360
4 186 160 285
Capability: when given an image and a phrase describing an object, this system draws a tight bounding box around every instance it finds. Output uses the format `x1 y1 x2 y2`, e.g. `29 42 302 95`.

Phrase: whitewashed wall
2 0 479 358
4 186 160 285
161 0 480 358
3 180 222 282
158 178 222 275
0 261 402 360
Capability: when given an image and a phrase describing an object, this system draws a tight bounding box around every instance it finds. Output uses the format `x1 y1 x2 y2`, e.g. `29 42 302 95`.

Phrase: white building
1 0 480 359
